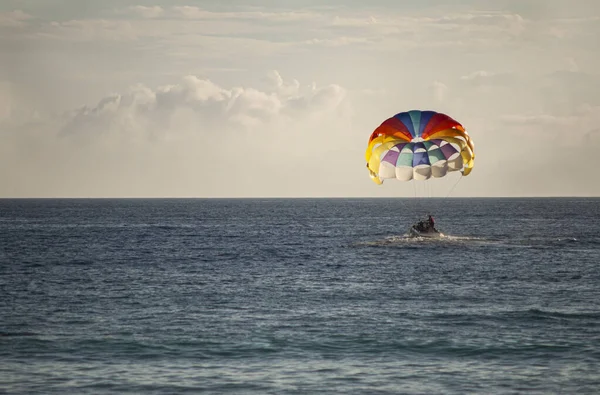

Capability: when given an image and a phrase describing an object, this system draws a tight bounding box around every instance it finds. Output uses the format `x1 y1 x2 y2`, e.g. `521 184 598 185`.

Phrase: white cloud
499 105 600 146
169 6 319 23
459 70 518 87
435 12 525 26
158 76 229 105
41 19 140 41
500 114 575 126
359 12 527 40
264 70 300 97
285 83 346 115
460 70 496 80
539 70 600 114
127 6 164 19
303 36 372 47
60 72 345 137
1 72 350 197
0 10 32 27
9 7 531 50
331 15 378 27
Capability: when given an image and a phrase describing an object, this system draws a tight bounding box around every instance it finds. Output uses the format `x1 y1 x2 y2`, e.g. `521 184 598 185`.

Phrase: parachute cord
412 179 418 220
446 174 464 198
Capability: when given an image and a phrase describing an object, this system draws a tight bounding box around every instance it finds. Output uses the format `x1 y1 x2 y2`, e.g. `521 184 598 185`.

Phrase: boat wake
355 233 490 248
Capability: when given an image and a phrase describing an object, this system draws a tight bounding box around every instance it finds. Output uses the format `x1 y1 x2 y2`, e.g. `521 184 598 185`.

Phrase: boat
409 225 443 238
408 220 444 238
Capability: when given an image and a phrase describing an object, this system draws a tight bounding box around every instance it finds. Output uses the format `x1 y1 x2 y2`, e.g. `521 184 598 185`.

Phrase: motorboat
408 220 444 238
409 226 443 238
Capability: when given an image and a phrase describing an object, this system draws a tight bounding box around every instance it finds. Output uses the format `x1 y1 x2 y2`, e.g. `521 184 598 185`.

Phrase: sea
1 198 599 394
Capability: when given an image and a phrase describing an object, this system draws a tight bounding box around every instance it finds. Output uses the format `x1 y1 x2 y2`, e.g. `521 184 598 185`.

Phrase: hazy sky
1 0 599 197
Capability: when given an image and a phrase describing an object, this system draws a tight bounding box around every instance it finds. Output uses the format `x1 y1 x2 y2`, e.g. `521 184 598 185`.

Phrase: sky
1 0 599 198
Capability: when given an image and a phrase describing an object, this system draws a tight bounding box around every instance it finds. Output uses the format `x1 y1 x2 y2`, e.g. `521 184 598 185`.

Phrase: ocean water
1 198 600 394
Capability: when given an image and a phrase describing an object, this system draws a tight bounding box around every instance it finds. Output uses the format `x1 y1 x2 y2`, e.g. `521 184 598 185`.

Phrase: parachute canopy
365 110 474 185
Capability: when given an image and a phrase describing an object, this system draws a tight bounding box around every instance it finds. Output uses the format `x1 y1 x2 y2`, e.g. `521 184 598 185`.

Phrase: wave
0 331 38 337
352 234 495 248
506 308 600 321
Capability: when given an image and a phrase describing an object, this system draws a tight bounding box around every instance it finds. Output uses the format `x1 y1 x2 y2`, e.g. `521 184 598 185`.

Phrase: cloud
460 70 507 81
0 10 32 27
382 12 527 39
500 113 576 126
1 72 350 197
499 105 600 141
264 70 300 96
3 3 595 58
169 6 319 23
539 70 600 113
60 73 346 135
479 104 600 196
459 70 519 88
284 83 346 115
435 12 525 25
15 7 531 50
303 36 373 47
127 6 164 19
41 19 140 41
331 15 379 27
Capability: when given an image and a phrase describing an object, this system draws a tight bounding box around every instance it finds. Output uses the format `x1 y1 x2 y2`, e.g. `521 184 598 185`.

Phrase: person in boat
414 218 430 232
415 220 425 232
428 214 435 229
427 214 438 232
414 215 436 233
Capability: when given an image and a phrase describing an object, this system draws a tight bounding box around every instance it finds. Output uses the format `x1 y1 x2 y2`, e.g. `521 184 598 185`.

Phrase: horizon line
1 196 599 199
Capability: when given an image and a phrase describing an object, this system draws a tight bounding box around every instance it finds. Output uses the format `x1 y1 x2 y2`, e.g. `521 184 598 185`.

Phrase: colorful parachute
365 110 474 185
